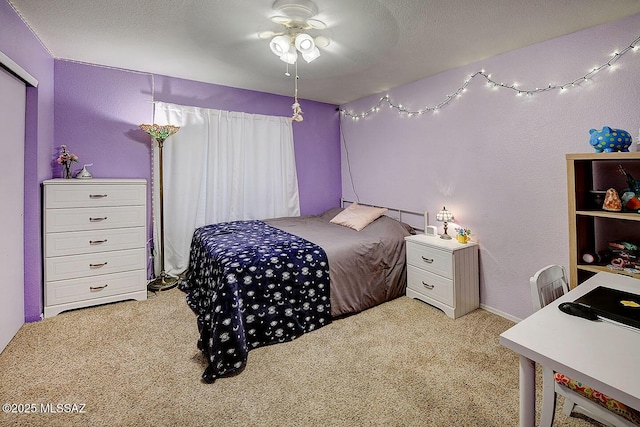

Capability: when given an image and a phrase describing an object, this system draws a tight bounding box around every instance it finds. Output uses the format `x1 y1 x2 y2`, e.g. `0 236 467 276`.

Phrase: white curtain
152 102 300 277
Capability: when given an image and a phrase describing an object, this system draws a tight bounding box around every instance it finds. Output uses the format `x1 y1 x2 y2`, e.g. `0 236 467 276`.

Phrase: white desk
500 272 640 427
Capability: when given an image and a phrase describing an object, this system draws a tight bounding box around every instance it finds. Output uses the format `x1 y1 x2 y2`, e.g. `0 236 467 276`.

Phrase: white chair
530 265 640 427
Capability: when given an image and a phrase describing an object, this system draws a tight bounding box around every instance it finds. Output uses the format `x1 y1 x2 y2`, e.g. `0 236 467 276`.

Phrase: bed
179 203 422 383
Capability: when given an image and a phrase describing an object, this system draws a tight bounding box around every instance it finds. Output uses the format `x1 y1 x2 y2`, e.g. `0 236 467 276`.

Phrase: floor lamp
140 124 180 292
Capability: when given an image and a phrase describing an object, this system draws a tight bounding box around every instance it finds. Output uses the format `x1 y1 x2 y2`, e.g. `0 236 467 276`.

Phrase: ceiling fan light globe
280 45 298 64
302 47 320 63
294 33 315 54
270 35 291 56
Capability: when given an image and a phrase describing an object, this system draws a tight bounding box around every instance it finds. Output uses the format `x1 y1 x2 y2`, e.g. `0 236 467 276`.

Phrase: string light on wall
340 35 640 121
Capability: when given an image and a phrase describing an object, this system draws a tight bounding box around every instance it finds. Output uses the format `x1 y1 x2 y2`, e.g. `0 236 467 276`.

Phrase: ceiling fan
257 0 330 64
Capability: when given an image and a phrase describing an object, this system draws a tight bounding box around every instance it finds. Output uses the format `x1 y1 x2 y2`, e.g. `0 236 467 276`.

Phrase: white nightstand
405 234 479 319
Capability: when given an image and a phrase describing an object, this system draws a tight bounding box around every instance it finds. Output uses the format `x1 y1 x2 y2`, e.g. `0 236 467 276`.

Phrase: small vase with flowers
57 145 78 179
455 227 471 244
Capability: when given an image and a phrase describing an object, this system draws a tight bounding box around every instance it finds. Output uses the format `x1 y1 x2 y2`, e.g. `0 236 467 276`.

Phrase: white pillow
329 202 388 231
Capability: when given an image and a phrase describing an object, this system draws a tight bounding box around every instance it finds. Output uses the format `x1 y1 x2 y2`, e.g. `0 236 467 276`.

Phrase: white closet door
0 68 26 353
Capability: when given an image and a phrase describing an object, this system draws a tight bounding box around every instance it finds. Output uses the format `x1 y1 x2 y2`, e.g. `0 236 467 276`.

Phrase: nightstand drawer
45 269 146 306
44 183 146 208
406 241 453 278
407 265 454 305
45 226 146 257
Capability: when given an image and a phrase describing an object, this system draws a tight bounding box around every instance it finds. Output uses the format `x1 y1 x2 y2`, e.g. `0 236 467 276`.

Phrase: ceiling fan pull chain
291 61 303 122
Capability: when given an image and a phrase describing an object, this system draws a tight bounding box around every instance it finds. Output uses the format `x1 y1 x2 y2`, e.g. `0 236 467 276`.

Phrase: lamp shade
436 207 454 222
270 35 291 56
294 33 315 54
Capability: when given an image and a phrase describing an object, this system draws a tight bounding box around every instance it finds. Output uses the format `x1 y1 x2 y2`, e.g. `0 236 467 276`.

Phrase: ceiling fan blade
270 15 292 25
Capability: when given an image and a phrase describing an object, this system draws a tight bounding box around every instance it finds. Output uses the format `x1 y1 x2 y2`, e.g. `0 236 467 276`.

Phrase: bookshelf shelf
567 152 640 288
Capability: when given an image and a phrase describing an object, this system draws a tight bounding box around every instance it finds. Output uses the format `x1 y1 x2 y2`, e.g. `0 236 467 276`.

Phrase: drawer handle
89 262 108 268
89 217 107 222
89 239 108 244
89 284 108 291
422 281 434 290
89 194 108 199
421 256 434 263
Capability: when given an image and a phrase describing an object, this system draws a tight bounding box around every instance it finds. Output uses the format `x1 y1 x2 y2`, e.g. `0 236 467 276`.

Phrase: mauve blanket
266 207 411 317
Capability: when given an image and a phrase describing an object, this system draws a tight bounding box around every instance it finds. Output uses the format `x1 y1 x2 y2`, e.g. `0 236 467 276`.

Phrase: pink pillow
330 202 388 231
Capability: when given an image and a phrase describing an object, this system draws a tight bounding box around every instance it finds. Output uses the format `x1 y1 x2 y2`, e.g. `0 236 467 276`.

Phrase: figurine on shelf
602 188 622 211
621 192 640 211
589 127 632 152
618 164 640 194
582 252 601 264
617 165 640 213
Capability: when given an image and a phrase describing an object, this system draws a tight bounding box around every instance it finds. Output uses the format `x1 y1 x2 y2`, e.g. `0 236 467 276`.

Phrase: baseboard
480 303 522 323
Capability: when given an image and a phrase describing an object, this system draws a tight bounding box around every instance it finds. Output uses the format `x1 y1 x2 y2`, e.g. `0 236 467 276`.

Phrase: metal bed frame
341 198 427 232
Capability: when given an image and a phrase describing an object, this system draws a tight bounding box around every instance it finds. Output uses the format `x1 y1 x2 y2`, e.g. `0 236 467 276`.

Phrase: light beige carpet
0 290 601 427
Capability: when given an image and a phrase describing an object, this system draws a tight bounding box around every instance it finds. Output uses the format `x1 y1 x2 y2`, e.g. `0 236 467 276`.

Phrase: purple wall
341 13 640 320
54 62 341 215
1 0 55 322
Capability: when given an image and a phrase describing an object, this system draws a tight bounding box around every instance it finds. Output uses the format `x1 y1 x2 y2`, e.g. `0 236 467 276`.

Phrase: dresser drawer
45 269 146 306
45 226 146 257
407 264 454 305
406 241 453 278
45 205 146 233
45 248 146 282
44 183 146 208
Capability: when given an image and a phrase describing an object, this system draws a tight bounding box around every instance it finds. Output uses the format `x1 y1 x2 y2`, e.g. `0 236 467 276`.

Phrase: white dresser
405 234 479 319
43 179 147 317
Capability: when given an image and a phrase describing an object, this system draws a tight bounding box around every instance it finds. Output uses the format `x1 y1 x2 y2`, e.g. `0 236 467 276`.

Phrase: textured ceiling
8 0 640 104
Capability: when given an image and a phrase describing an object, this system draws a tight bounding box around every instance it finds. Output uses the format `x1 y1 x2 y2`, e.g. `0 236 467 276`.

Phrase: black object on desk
558 302 599 321
574 286 640 329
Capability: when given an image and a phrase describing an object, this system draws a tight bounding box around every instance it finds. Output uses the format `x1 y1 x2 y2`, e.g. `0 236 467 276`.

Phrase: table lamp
436 206 454 239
